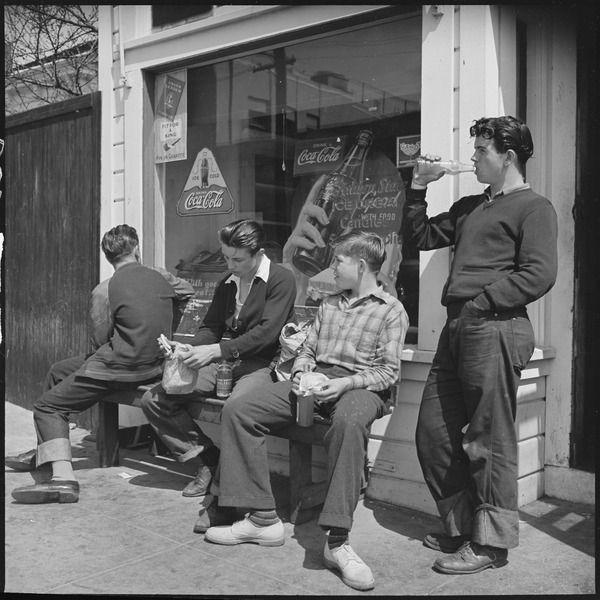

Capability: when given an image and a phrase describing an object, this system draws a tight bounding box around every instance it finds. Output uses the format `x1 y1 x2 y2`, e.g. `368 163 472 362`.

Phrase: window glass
155 14 421 331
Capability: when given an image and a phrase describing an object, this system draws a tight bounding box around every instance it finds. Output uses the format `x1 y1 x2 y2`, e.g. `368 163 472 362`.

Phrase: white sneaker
323 541 375 591
205 515 284 546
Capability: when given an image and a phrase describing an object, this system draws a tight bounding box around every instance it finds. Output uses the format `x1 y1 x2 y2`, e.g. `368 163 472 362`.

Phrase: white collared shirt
224 255 271 320
486 182 531 202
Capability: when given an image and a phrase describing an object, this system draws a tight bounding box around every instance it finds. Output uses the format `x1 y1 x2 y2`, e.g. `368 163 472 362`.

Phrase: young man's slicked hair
218 219 266 256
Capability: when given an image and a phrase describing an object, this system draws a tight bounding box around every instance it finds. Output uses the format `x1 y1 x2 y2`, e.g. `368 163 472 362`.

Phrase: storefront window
153 12 421 335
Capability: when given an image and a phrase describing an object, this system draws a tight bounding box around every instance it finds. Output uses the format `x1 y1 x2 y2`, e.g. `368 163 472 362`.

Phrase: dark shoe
433 541 508 574
11 480 79 504
193 499 237 533
5 449 37 472
424 532 471 553
182 464 215 497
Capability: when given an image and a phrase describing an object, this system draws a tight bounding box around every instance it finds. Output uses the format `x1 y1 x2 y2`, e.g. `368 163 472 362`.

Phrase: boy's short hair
101 224 139 265
218 219 265 256
331 230 386 273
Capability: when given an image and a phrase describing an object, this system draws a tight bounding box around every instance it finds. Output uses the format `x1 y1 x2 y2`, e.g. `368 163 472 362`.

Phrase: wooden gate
5 92 101 430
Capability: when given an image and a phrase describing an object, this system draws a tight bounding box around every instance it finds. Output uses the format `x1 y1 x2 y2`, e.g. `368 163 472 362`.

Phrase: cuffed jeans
217 364 387 531
415 300 535 549
140 358 274 463
34 355 156 466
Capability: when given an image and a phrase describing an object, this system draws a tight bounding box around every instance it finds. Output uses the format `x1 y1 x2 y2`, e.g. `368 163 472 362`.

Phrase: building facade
96 4 594 514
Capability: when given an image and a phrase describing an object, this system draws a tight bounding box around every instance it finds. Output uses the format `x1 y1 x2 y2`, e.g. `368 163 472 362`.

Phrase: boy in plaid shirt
201 230 408 592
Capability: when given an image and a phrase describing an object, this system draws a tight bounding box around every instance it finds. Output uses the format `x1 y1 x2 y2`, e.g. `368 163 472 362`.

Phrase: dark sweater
83 261 177 381
192 261 296 363
404 186 558 311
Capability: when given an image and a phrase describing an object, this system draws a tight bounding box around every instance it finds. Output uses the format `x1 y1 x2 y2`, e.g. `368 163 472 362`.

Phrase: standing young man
202 231 408 592
404 116 558 574
6 225 193 503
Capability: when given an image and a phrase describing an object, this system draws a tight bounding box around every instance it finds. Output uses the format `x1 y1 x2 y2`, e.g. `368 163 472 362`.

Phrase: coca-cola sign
293 136 347 176
176 148 235 216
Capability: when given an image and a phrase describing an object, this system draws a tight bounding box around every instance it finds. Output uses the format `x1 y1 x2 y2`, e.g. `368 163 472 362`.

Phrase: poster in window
396 135 421 168
176 148 235 217
155 71 188 163
282 128 406 307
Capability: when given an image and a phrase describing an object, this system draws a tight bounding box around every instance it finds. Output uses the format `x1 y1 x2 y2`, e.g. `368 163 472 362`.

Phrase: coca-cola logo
177 185 234 216
184 189 225 210
297 145 342 167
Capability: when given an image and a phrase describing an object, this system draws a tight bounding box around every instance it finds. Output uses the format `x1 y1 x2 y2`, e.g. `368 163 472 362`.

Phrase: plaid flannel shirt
293 288 408 392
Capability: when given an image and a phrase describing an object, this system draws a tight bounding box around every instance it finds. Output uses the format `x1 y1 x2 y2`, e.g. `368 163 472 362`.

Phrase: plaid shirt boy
293 288 408 392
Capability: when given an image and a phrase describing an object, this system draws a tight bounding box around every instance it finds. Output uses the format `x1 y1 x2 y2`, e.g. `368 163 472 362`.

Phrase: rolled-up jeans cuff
37 438 72 466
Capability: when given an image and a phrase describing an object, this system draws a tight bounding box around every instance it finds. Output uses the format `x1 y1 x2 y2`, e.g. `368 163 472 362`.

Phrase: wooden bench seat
99 384 332 524
97 298 331 524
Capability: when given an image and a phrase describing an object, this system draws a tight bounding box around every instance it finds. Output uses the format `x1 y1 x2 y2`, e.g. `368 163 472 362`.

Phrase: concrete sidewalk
4 400 596 596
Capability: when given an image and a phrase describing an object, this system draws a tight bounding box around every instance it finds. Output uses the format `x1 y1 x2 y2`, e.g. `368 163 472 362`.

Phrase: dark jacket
192 261 296 363
83 261 177 382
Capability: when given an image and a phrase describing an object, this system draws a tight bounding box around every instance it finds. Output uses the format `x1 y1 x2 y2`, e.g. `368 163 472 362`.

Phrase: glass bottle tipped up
409 159 475 185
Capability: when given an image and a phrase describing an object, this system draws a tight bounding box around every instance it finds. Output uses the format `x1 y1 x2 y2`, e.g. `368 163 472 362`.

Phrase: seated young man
140 219 297 497
201 230 409 592
6 225 191 504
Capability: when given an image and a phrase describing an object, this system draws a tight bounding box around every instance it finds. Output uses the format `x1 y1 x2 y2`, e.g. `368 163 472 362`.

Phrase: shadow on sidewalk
518 496 596 557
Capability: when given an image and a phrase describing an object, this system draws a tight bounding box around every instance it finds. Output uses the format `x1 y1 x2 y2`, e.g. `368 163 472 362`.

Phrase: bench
98 299 335 524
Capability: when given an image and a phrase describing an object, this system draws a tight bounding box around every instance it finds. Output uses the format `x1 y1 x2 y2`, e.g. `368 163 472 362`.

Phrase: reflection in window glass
158 13 421 329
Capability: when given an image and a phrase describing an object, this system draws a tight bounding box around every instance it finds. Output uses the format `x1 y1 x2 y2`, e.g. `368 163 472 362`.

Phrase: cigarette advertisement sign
155 71 187 163
176 148 235 216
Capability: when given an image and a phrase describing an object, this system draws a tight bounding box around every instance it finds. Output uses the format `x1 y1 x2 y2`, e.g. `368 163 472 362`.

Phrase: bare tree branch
5 5 98 114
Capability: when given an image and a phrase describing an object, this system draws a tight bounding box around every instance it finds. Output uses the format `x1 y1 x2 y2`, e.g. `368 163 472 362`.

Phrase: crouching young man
201 231 408 591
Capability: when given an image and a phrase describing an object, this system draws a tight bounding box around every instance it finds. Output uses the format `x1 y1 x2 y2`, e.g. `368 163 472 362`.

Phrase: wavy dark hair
470 116 534 172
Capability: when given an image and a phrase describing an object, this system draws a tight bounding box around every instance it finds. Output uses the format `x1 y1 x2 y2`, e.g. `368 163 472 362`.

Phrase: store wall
98 4 582 510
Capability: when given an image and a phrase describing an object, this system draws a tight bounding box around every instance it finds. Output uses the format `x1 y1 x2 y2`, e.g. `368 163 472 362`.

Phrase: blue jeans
415 301 535 549
217 364 387 531
34 355 155 466
140 358 275 463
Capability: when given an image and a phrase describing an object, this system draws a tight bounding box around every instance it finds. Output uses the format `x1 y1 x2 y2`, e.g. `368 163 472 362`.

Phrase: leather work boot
433 541 508 574
5 449 37 472
182 446 220 497
11 479 80 504
323 541 375 591
182 464 215 497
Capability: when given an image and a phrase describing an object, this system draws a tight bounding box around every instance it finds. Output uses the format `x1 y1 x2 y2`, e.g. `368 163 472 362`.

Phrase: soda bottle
215 360 233 398
292 129 374 278
411 159 474 185
200 152 209 188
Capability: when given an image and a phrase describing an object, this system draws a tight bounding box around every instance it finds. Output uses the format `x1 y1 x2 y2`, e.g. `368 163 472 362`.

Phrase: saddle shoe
11 479 80 504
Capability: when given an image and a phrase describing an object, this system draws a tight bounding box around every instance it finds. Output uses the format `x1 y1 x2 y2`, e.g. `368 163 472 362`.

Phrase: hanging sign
176 148 235 216
396 134 420 168
154 71 187 163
